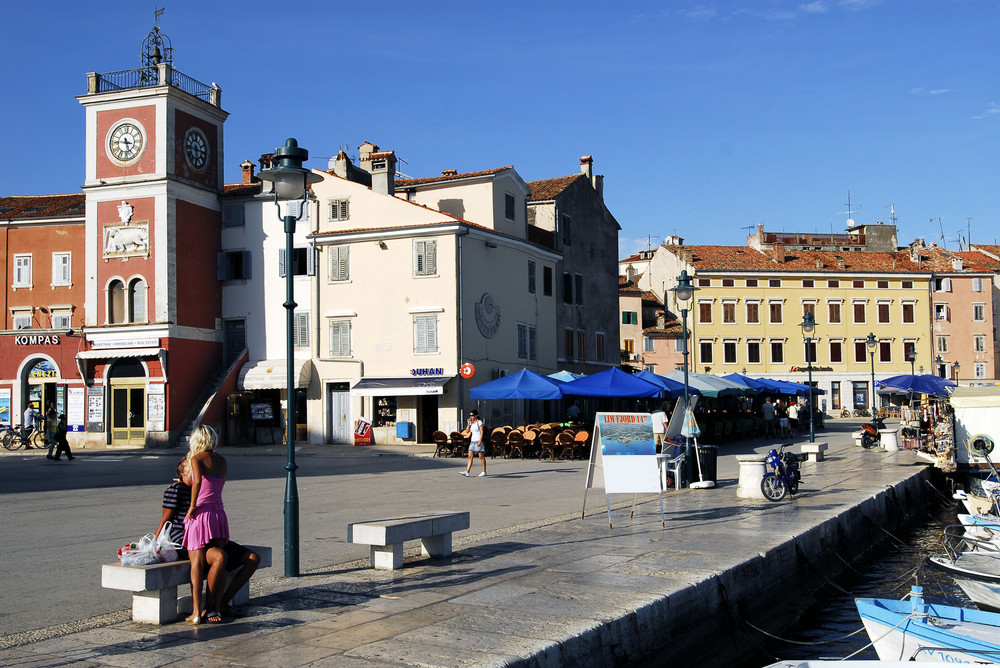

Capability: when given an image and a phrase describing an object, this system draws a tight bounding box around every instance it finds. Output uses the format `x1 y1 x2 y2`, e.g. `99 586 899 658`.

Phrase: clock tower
76 14 228 447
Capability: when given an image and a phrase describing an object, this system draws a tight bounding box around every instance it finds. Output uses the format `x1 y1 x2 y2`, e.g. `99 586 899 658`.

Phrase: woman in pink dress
183 425 229 624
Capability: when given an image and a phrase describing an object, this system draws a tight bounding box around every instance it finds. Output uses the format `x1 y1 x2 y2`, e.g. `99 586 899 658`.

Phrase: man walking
761 397 776 438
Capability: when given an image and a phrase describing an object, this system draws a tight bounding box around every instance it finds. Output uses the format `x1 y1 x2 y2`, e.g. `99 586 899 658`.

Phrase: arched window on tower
129 277 147 323
109 280 125 324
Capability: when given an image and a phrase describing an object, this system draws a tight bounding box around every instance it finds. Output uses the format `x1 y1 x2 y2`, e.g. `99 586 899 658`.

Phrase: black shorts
223 541 252 572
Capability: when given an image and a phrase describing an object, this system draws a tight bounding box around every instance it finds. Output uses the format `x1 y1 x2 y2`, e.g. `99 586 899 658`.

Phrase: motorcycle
860 415 887 449
760 442 804 502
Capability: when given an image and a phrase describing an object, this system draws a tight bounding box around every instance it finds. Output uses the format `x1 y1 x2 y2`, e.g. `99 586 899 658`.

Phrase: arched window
128 277 147 323
109 280 125 324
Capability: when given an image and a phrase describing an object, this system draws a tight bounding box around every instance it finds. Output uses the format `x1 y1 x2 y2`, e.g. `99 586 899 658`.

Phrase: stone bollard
736 455 767 500
880 429 899 451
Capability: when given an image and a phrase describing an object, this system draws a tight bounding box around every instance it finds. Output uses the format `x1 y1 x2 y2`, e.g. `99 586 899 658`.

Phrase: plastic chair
661 449 685 491
573 430 590 459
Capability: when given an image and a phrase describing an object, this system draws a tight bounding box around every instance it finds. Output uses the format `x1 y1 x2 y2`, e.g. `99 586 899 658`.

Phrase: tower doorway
109 359 147 446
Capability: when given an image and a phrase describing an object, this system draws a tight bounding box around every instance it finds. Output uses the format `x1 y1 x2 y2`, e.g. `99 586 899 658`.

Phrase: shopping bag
118 533 161 566
155 523 182 562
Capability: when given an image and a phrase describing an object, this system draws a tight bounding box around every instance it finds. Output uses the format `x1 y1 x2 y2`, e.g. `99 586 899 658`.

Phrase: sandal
222 605 245 618
205 610 223 624
186 615 202 625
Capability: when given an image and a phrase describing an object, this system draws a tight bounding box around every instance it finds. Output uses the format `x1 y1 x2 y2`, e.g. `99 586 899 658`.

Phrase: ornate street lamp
866 333 878 414
669 270 698 486
905 343 916 376
800 312 816 443
954 361 961 383
919 365 924 375
935 355 945 378
257 138 321 578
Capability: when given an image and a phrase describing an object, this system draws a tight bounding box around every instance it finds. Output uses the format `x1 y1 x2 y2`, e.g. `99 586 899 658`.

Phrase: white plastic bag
119 533 161 566
155 523 182 563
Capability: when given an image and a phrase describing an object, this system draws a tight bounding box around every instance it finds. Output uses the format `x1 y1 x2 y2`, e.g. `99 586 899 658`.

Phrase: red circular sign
460 363 476 379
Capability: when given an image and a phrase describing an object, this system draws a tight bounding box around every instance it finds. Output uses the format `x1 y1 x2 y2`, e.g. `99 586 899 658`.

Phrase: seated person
154 459 261 620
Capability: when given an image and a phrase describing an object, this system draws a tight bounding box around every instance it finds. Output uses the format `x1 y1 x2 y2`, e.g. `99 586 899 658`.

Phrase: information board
67 387 85 432
87 389 104 432
250 401 276 423
0 389 10 427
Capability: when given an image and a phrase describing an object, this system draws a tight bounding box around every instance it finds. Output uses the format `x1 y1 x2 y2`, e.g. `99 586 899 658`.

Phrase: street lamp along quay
799 312 816 443
866 333 878 416
257 138 322 578
669 270 698 487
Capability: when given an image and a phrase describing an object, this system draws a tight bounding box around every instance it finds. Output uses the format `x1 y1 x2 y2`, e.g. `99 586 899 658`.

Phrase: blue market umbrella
469 369 564 400
662 370 753 398
560 368 663 398
633 370 697 399
548 370 585 382
877 374 956 397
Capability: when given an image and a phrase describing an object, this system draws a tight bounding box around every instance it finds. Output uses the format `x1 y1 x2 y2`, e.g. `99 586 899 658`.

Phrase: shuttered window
328 246 349 282
329 320 350 356
414 315 438 353
294 312 310 348
414 240 437 276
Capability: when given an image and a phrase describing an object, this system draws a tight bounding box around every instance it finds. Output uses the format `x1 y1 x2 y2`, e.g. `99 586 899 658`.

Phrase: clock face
184 127 209 171
108 121 145 163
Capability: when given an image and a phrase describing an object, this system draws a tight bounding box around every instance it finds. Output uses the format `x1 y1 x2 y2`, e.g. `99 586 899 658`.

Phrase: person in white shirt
461 410 487 477
787 402 799 438
651 403 669 452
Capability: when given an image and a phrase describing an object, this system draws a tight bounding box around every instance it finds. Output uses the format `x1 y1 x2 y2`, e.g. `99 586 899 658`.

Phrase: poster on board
582 412 664 528
67 387 86 432
0 388 10 427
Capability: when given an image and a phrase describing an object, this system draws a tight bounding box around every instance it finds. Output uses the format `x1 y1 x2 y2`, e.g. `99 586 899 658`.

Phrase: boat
928 526 1000 612
959 513 1000 542
854 585 1000 663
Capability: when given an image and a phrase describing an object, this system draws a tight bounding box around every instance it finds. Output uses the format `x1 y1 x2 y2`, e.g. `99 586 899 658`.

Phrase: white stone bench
800 441 829 462
348 512 470 570
101 545 271 624
853 431 864 447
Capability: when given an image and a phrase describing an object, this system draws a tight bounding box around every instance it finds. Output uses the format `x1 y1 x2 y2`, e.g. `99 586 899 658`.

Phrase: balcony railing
87 64 218 106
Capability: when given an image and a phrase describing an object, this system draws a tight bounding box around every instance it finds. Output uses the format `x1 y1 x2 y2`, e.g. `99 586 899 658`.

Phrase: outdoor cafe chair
449 431 468 458
660 447 684 491
432 431 452 458
573 430 590 459
538 430 557 461
490 430 508 459
555 431 577 460
506 431 525 459
522 429 539 458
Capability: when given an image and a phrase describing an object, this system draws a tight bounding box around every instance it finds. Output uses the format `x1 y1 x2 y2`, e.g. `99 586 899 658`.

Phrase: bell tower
76 11 228 447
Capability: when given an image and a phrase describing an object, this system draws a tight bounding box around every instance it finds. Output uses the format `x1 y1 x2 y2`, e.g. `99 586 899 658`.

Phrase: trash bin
693 444 718 484
396 422 414 440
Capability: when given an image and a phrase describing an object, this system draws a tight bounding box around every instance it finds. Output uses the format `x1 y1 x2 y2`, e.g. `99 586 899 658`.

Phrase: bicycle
1 424 45 451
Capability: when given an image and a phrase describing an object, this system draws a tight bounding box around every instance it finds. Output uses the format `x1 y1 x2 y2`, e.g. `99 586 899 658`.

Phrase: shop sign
91 338 160 349
15 334 61 346
354 417 373 446
28 360 58 378
789 365 833 372
410 367 444 376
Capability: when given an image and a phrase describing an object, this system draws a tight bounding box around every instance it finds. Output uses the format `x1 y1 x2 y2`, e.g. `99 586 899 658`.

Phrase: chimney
441 169 458 177
580 155 593 180
814 259 823 270
656 310 665 329
367 150 397 196
240 159 256 184
909 246 921 263
626 265 636 282
358 141 378 166
952 257 964 271
836 256 846 270
772 242 786 263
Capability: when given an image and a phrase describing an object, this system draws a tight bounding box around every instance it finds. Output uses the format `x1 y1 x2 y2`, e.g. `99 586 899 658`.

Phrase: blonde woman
183 425 229 624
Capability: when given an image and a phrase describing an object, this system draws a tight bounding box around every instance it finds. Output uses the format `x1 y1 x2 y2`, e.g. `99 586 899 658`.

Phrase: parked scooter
860 415 887 449
760 442 804 502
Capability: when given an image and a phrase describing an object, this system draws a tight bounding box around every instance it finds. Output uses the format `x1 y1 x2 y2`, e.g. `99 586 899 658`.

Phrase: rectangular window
596 332 605 363
877 302 890 324
973 277 984 292
935 304 949 322
802 302 816 319
934 278 952 292
877 280 889 289
723 341 737 364
802 279 814 288
222 205 245 227
854 341 867 363
527 260 536 294
575 274 583 305
975 362 987 380
974 304 986 321
293 312 310 347
562 273 573 304
52 313 71 329
543 266 553 296
52 252 71 286
722 278 734 287
936 336 949 353
517 323 528 359
746 302 760 324
414 240 437 276
223 319 246 366
505 193 516 221
804 340 818 365
769 302 782 324
770 340 784 364
577 330 586 361
218 250 253 280
902 280 913 289
529 326 537 361
414 315 439 353
831 381 841 410
698 302 712 324
329 320 351 356
623 338 635 355
279 247 315 277
828 279 840 288
902 303 914 323
698 278 711 287
853 280 865 289
13 314 32 329
643 337 655 353
747 341 761 364
828 302 841 324
769 279 781 288
879 341 891 363
328 199 349 221
975 335 987 353
13 254 31 287
829 341 843 363
700 340 714 364
853 302 866 323
328 246 349 282
746 278 758 287
722 302 736 323
561 214 572 245
622 311 638 325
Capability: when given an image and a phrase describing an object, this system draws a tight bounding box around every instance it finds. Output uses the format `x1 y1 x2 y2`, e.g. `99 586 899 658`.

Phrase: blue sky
2 1 997 256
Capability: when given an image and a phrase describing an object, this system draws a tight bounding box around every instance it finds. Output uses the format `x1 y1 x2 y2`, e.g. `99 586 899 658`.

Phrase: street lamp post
669 270 698 487
935 355 944 378
954 361 961 384
866 333 878 415
257 138 321 578
919 365 924 375
905 343 916 376
800 312 816 443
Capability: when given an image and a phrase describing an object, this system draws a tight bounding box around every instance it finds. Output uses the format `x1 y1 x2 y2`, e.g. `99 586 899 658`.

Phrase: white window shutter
306 247 317 276
278 248 287 277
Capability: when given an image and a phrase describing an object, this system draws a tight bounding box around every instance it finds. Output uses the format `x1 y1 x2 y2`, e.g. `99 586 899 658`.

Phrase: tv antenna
886 204 898 225
839 191 860 228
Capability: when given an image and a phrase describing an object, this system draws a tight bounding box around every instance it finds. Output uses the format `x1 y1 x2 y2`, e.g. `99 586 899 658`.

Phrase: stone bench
348 512 470 570
101 545 271 624
800 441 829 462
853 431 864 447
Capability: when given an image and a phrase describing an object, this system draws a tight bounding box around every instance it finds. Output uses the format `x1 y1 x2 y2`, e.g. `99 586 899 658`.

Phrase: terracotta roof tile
0 193 85 219
527 174 586 201
395 166 513 187
223 183 263 197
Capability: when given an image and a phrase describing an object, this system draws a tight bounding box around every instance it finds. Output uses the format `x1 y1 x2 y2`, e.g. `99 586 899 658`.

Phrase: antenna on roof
645 235 655 251
886 203 897 225
839 191 860 228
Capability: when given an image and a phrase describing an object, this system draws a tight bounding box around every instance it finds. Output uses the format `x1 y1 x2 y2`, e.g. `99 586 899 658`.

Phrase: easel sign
582 412 664 528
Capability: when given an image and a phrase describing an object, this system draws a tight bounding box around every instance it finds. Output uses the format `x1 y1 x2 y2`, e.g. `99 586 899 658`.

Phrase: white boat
855 586 1000 663
959 513 1000 542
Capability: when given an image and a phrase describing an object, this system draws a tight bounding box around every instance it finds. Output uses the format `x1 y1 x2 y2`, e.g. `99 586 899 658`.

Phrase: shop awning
351 376 453 396
77 347 164 360
239 359 313 391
